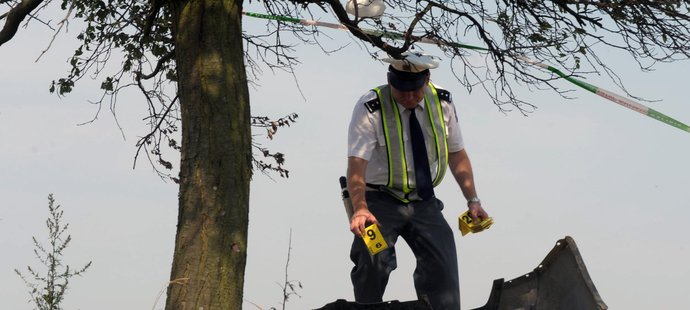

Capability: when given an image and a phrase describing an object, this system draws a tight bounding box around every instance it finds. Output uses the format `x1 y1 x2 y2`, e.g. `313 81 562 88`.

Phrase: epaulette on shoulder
364 97 381 113
436 88 452 103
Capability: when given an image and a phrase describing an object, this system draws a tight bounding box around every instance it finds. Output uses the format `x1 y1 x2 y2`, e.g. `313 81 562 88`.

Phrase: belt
365 183 384 192
365 184 432 202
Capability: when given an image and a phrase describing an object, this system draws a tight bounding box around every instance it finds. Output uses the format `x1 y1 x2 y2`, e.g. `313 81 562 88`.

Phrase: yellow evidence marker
363 223 389 255
458 210 494 236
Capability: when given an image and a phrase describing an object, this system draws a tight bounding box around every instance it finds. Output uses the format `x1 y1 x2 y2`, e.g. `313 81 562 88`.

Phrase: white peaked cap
346 0 386 19
382 52 441 73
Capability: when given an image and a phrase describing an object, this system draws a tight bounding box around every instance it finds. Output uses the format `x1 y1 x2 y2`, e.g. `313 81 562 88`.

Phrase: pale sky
2 4 690 310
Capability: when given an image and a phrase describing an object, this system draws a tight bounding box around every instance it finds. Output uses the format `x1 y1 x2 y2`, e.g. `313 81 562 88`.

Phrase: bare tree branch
141 0 163 43
137 50 175 80
0 0 45 46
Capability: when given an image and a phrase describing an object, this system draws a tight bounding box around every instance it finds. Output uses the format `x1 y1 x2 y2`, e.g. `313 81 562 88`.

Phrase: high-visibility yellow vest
371 83 449 203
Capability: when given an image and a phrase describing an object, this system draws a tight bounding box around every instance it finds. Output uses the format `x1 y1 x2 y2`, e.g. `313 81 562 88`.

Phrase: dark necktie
408 108 434 200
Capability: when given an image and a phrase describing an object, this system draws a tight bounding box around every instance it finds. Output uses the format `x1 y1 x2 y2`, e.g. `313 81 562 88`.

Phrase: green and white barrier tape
518 56 690 132
243 11 689 134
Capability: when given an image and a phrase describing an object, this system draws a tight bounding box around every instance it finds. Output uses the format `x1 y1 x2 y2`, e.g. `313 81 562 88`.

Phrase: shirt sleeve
348 91 379 160
445 98 465 153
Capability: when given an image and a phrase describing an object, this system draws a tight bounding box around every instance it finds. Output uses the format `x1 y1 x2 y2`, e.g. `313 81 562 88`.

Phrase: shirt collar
394 99 425 112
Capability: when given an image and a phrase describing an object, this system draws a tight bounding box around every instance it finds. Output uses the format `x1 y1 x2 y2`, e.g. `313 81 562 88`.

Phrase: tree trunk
166 0 251 309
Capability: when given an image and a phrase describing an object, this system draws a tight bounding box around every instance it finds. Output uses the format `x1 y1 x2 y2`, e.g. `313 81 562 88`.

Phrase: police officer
347 52 489 309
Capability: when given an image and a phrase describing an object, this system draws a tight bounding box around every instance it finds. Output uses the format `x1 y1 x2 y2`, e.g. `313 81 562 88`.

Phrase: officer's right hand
350 209 380 237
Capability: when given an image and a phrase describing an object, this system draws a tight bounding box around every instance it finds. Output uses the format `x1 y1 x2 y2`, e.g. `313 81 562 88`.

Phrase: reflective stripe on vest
372 83 449 202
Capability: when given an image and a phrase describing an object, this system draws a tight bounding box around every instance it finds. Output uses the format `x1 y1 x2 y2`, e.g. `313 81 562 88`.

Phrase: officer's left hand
468 202 488 223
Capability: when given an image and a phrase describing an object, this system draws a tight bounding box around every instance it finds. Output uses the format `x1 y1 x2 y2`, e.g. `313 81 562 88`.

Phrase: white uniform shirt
347 83 465 188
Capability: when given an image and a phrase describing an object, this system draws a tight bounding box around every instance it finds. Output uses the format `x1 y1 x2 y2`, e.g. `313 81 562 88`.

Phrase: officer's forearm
448 149 478 201
347 156 369 213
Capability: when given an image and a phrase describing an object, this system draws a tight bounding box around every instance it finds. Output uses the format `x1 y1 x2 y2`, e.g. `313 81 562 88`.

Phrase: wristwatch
467 197 481 205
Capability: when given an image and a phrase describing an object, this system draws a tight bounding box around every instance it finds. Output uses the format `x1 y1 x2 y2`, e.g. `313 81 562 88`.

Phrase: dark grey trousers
350 191 460 310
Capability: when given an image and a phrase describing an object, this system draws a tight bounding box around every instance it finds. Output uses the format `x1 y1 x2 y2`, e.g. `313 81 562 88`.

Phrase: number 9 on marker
363 224 389 255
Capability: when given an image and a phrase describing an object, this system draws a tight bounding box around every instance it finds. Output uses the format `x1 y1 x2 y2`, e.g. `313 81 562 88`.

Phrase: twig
151 278 189 310
35 4 73 62
281 229 293 310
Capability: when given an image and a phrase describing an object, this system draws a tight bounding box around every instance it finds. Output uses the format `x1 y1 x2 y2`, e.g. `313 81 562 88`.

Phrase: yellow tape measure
363 224 389 255
458 210 494 236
